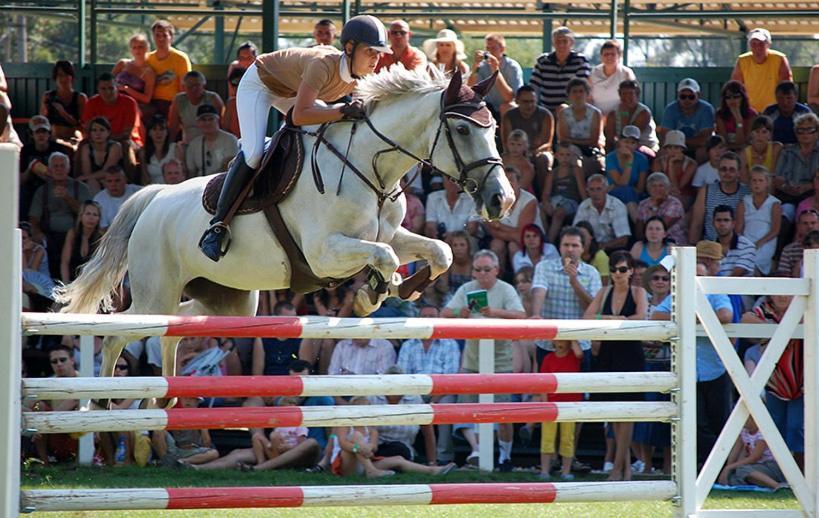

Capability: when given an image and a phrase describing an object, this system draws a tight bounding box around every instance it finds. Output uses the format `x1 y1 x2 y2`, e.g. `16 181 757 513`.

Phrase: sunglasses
652 275 670 282
473 266 494 272
611 266 630 274
50 357 70 365
390 30 407 35
115 363 129 370
796 127 818 135
678 94 696 101
724 94 742 100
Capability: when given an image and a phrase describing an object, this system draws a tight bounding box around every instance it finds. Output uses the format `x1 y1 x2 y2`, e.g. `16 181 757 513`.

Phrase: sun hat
696 240 723 260
621 125 641 141
422 29 466 62
663 130 687 149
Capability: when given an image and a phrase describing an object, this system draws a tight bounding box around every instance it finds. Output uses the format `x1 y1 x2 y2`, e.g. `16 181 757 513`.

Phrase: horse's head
429 70 515 220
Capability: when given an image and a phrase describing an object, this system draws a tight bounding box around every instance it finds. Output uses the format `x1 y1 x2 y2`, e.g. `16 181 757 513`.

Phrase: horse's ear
444 69 463 107
471 70 498 98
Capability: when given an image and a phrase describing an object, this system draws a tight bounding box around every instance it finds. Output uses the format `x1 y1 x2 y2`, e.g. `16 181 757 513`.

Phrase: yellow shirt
147 48 192 102
255 46 355 101
737 50 786 112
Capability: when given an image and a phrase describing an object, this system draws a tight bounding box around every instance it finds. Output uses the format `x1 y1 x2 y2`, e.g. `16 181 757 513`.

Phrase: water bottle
115 435 126 463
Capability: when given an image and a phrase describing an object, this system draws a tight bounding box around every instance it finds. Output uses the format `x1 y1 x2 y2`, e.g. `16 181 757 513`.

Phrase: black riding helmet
341 15 392 79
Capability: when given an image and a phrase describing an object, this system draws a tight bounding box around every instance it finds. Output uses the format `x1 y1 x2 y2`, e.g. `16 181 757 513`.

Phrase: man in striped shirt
529 26 591 113
712 205 756 277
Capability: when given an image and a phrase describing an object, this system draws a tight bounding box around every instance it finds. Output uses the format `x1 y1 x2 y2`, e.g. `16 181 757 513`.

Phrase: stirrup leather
199 222 233 257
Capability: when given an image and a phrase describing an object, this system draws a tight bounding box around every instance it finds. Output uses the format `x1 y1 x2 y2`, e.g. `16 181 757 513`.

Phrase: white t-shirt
185 130 240 177
589 64 637 115
425 190 477 234
693 162 719 188
93 184 141 228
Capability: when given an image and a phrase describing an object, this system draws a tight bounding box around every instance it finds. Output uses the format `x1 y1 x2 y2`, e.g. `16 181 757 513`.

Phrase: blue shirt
763 102 811 145
475 55 523 112
661 100 716 138
302 396 334 448
605 150 649 188
656 293 733 382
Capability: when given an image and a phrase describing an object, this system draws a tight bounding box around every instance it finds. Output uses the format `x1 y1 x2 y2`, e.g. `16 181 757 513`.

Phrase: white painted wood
23 377 171 401
300 485 434 506
303 374 434 396
698 323 803 339
20 488 169 512
672 247 697 518
77 335 94 466
478 338 494 472
696 276 810 296
552 481 677 502
23 409 169 434
692 511 806 518
0 144 21 518
804 250 819 518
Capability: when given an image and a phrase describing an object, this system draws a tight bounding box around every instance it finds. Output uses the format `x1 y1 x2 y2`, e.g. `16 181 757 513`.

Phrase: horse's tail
55 185 165 314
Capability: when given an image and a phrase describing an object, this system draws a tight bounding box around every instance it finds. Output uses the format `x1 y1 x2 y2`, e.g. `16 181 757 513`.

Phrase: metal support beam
610 0 617 39
214 2 225 64
541 2 552 54
90 0 97 65
262 0 279 53
77 0 86 67
623 0 630 65
342 0 350 24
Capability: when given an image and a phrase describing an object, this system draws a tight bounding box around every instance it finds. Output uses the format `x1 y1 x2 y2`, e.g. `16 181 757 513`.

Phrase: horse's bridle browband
299 91 503 208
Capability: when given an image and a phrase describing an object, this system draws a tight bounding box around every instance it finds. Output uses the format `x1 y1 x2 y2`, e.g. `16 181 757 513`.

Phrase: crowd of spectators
9 20 812 487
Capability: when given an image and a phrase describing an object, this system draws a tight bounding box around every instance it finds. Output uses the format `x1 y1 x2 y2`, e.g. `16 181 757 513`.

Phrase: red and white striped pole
21 481 677 512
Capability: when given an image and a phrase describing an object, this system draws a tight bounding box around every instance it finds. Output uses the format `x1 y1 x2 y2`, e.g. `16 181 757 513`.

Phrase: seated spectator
312 19 336 46
603 79 659 156
530 26 590 114
427 230 473 305
773 112 819 218
809 63 819 114
736 166 781 275
152 397 219 467
76 116 123 193
161 158 186 184
776 209 819 277
796 172 819 218
636 172 686 245
93 165 141 230
424 176 478 240
557 78 605 176
222 66 245 138
97 356 151 466
184 104 239 177
796 230 819 277
376 20 427 73
251 302 303 376
659 78 715 163
501 85 554 185
422 29 469 77
31 345 79 465
763 81 810 146
716 80 757 151
140 114 184 184
399 177 425 235
542 142 586 244
468 33 522 119
693 135 728 188
19 116 74 219
605 125 649 221
327 338 396 376
655 130 698 208
573 174 631 252
689 151 750 242
630 216 670 267
169 70 224 144
484 166 538 271
21 222 55 302
59 200 102 283
512 223 559 273
502 130 536 193
712 204 756 277
39 60 87 148
731 28 792 113
146 19 192 119
589 40 636 115
740 115 781 182
111 33 156 119
226 41 257 80
28 152 92 278
246 396 311 469
0 100 21 149
300 285 354 374
719 418 788 490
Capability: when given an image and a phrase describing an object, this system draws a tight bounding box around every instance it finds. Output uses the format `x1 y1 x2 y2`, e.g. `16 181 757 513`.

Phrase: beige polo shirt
255 46 355 101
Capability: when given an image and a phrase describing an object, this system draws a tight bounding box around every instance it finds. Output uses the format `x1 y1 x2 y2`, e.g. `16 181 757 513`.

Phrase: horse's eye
456 124 470 136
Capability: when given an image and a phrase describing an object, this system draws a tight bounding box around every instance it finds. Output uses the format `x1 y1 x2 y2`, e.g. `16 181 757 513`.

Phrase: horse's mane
355 65 449 103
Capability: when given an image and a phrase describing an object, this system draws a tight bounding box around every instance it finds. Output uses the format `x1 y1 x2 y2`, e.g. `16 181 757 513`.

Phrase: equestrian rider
199 15 392 261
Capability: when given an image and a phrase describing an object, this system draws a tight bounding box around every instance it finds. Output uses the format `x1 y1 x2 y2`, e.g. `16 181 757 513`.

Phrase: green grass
21 465 800 517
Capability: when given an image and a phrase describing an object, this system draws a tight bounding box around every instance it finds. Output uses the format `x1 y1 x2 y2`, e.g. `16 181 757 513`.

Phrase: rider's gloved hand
339 100 367 120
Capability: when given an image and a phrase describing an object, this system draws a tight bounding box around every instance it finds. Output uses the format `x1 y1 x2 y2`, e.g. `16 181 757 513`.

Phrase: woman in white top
736 166 781 275
557 78 605 177
140 114 184 184
589 40 636 115
422 29 469 77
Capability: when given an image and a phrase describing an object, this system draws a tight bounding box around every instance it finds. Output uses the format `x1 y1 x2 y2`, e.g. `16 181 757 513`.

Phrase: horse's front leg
315 233 401 316
149 336 181 410
89 335 131 410
387 227 453 300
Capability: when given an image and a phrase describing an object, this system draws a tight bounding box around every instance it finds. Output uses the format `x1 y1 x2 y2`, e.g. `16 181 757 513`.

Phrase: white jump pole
805 249 819 517
0 144 22 518
77 335 94 465
478 338 494 472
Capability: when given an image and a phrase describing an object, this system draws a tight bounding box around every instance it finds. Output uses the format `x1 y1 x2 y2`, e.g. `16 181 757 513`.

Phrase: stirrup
199 222 233 257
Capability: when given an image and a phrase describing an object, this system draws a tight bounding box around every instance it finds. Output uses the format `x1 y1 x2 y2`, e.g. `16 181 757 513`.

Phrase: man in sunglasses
763 81 811 145
31 346 79 465
659 78 715 163
375 20 427 73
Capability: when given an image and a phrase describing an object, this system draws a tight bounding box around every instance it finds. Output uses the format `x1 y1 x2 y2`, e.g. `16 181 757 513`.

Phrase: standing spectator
76 116 123 193
422 29 469 77
588 40 636 115
712 205 757 277
92 166 141 230
809 63 819 114
502 85 554 185
573 174 631 252
147 19 192 119
763 81 810 146
736 167 781 275
31 346 79 465
557 78 604 176
689 152 751 243
39 60 87 148
511 223 559 274
424 177 478 240
19 116 73 220
467 33 523 119
227 41 258 79
327 338 396 376
655 130 698 208
111 33 157 119
693 135 728 189
28 152 92 278
605 125 649 222
636 172 686 245
529 26 591 114
168 71 225 144
659 78 715 163
776 209 819 277
140 114 184 185
603 80 659 155
59 200 102 284
375 20 426 72
773 112 819 218
740 115 781 181
222 67 245 138
484 166 538 271
442 250 526 470
542 142 586 244
731 28 793 113
630 216 670 267
184 105 239 177
252 302 303 376
312 20 337 46
716 80 757 151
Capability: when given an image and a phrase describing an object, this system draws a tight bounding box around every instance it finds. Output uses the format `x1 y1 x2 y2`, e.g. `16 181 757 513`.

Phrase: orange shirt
375 46 427 73
82 94 143 147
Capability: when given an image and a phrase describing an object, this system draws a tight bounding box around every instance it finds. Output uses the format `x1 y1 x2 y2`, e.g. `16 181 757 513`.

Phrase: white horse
56 67 515 390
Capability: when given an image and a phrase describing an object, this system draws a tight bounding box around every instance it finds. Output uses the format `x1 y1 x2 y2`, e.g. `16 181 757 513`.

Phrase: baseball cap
621 125 641 141
677 78 700 94
696 241 723 260
29 115 51 132
430 175 444 186
748 28 771 43
196 104 220 119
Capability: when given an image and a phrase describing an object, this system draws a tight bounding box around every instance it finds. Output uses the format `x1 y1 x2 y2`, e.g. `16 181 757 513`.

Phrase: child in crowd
502 129 536 194
538 339 583 481
249 396 309 470
692 135 726 189
542 142 586 244
512 266 537 374
719 417 788 491
155 396 219 467
736 166 781 275
740 115 782 184
654 130 697 209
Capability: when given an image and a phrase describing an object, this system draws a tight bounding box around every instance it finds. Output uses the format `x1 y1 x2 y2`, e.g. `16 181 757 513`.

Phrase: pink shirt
740 428 774 463
275 426 308 448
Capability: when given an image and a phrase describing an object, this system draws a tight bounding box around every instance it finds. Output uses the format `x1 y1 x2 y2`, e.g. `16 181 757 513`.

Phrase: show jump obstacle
1 144 817 517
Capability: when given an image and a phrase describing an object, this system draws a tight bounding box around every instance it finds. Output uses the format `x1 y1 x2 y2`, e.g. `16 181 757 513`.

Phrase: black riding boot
198 152 255 261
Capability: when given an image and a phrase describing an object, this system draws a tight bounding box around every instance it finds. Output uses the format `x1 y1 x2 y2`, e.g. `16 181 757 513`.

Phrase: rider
199 15 392 261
